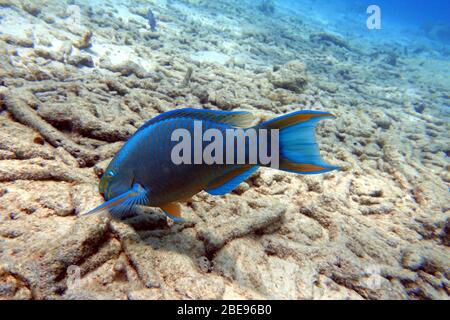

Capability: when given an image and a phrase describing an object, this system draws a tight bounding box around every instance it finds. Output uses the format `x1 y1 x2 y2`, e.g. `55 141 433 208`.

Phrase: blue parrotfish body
82 108 338 221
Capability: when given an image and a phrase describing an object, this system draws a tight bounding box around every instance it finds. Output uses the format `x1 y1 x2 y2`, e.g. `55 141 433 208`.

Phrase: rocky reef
0 0 448 300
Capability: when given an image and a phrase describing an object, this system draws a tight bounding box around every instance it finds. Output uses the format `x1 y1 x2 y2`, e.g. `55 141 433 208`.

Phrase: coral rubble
0 0 448 300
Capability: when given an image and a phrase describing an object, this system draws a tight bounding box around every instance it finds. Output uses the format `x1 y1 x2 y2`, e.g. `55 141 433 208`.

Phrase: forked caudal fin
201 110 338 198
260 110 339 174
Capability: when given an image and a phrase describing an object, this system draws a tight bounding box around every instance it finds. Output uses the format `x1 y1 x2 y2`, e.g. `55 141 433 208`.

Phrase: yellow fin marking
160 202 182 218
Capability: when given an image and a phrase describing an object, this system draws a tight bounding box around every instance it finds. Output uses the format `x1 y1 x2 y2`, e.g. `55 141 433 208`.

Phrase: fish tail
260 110 339 174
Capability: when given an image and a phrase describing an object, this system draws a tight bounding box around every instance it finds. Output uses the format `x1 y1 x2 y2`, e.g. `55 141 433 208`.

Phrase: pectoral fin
160 202 184 222
80 183 148 218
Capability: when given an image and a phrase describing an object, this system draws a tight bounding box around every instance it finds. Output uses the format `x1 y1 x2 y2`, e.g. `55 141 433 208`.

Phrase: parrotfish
81 108 338 221
147 8 157 32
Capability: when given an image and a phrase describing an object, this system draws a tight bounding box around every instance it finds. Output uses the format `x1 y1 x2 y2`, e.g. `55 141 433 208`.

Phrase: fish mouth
99 169 117 198
98 179 108 197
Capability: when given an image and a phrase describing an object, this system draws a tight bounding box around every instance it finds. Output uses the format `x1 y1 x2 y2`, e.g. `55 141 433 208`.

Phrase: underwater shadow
112 207 282 298
114 206 203 260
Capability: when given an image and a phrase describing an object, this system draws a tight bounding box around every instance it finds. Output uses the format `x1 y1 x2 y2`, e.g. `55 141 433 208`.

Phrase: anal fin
160 202 184 222
205 166 258 196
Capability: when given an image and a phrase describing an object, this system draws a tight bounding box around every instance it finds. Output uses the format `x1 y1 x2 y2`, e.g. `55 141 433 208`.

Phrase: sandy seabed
0 0 448 300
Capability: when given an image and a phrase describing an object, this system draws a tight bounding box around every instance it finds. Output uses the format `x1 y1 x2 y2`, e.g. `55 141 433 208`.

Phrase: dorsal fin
136 108 255 134
260 111 335 129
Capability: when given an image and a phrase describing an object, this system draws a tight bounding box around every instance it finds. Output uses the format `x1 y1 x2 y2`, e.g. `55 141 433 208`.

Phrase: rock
67 53 94 68
22 2 41 17
0 0 16 8
0 34 34 48
215 238 320 299
100 58 149 78
36 182 75 216
73 31 93 50
140 31 160 41
42 13 55 24
197 203 286 254
0 266 32 299
34 48 64 62
172 275 225 299
0 0 448 301
310 32 352 50
317 81 339 93
266 88 299 104
373 116 392 129
0 159 95 183
128 288 163 300
268 60 308 92
190 51 231 65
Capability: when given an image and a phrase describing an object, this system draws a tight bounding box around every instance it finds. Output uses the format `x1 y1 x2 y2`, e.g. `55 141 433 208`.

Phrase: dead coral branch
2 88 99 167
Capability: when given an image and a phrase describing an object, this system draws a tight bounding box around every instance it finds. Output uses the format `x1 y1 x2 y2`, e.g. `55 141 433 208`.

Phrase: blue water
281 0 450 26
363 0 450 25
279 0 450 47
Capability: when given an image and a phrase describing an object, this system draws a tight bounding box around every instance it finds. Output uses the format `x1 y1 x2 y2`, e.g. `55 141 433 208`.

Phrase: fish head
99 168 116 199
99 165 134 200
